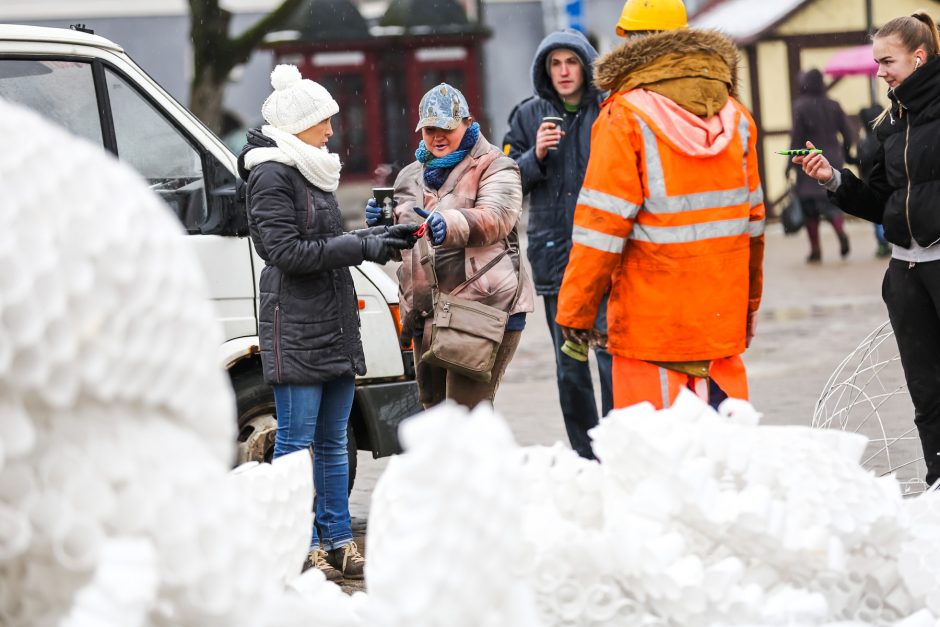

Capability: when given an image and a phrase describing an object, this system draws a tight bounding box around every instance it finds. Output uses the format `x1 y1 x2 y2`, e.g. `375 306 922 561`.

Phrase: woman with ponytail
371 83 534 408
795 12 940 487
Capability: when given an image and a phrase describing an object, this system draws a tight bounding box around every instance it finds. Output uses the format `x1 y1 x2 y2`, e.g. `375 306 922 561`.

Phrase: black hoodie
502 29 602 296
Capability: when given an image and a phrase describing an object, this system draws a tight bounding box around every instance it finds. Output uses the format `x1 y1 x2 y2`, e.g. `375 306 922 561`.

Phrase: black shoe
806 252 821 264
839 234 850 258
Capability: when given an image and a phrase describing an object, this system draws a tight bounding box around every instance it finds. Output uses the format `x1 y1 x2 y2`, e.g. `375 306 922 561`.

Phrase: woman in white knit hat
237 65 416 581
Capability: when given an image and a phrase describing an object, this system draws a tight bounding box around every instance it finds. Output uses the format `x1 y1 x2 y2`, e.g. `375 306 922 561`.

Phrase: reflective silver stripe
748 186 764 207
748 219 766 237
573 225 625 253
636 116 667 197
738 112 750 155
630 217 750 244
578 188 640 220
646 187 749 214
659 367 670 409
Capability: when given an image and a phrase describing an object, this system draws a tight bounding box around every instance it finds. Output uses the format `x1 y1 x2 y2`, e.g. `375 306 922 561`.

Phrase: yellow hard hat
616 0 688 36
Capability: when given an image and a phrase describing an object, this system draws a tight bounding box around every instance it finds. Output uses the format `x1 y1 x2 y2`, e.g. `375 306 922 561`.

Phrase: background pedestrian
787 68 854 264
503 29 613 460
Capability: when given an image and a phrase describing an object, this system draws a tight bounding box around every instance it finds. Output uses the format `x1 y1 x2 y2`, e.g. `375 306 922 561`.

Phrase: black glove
352 225 418 248
560 325 592 345
386 224 419 248
361 234 414 265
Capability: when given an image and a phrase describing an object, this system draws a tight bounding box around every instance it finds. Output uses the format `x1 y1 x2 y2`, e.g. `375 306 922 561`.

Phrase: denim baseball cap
415 83 470 132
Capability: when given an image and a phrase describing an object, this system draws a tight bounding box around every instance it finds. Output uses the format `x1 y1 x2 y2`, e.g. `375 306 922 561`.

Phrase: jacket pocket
908 182 940 247
282 272 329 300
526 228 570 292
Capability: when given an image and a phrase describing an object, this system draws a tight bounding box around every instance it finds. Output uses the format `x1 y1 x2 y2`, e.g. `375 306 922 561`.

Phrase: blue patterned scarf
415 122 480 190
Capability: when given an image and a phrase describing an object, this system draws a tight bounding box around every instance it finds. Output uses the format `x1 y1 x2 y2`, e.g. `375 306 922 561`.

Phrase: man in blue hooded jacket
503 29 612 459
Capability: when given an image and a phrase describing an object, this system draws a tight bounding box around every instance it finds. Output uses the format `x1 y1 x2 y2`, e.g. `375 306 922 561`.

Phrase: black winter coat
239 130 366 384
831 56 940 249
503 29 602 295
789 69 854 200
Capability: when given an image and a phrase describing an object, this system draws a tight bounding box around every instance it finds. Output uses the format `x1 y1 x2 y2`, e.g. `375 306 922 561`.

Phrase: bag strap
418 233 525 308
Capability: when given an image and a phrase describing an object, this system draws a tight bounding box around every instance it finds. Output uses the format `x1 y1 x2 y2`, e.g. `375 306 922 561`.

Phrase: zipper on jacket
331 271 343 334
274 305 283 382
305 188 313 232
901 101 915 244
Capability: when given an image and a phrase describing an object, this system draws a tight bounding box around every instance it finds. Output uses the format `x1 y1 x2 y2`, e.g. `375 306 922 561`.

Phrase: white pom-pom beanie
261 64 339 134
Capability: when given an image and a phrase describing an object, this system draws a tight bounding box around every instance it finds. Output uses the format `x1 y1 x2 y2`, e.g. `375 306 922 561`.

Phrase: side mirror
202 156 248 236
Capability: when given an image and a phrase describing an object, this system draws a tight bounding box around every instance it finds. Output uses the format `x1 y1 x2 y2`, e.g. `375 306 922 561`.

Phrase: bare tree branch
187 0 305 132
230 0 305 63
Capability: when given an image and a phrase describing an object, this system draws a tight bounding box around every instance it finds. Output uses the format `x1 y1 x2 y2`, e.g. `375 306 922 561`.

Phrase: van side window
104 68 207 233
0 59 102 146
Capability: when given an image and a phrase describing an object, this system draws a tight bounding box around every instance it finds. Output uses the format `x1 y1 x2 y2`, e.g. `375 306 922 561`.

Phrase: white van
0 24 420 485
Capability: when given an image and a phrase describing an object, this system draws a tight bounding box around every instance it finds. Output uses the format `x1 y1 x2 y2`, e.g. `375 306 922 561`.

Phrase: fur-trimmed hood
594 28 740 97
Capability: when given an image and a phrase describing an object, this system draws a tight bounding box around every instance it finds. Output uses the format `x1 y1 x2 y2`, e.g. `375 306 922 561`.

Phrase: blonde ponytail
911 11 940 55
874 11 940 56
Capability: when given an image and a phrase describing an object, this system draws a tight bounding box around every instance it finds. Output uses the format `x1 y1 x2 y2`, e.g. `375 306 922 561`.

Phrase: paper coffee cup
542 116 564 151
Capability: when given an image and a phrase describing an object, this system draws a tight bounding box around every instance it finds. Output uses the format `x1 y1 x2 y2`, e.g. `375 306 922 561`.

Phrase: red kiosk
269 0 489 180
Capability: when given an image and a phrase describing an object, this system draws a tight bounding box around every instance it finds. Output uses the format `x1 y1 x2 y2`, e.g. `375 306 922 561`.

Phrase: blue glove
365 198 382 227
414 207 447 246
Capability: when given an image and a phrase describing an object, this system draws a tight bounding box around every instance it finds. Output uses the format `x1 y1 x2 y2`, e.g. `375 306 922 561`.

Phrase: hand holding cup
536 116 565 161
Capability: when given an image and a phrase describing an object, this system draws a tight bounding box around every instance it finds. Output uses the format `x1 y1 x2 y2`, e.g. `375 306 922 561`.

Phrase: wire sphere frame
812 320 927 496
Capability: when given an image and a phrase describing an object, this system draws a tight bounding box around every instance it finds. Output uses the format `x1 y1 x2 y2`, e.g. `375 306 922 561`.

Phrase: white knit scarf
242 124 342 192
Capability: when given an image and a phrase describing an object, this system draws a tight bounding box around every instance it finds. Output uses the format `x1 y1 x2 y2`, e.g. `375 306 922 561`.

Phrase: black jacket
238 130 366 384
789 69 854 200
502 29 602 295
831 56 940 249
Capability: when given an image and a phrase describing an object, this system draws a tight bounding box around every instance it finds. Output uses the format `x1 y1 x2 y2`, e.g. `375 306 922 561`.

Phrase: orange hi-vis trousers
612 355 748 410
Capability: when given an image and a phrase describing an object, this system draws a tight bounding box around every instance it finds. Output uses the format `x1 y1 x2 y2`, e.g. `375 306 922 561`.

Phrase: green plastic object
775 149 823 156
561 339 589 362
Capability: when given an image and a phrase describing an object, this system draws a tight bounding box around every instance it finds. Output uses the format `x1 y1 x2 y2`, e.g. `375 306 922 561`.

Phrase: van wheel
234 370 276 465
231 365 359 493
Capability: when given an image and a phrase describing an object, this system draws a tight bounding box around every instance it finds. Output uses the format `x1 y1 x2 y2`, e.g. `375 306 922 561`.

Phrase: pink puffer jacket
393 134 535 339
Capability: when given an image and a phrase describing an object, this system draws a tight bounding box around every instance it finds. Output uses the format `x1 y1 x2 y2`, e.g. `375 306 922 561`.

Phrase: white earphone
915 57 922 68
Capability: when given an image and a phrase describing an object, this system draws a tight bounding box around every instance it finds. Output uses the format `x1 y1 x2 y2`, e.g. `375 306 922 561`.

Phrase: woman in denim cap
367 83 534 407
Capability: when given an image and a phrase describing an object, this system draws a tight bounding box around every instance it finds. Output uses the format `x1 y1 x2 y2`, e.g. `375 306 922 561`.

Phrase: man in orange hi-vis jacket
556 0 765 410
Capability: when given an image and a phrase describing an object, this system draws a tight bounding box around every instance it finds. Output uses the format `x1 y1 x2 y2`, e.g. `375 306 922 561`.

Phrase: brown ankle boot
302 547 344 583
326 541 365 580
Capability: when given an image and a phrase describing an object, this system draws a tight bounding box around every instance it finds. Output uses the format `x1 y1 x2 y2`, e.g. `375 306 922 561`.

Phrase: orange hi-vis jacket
556 89 765 363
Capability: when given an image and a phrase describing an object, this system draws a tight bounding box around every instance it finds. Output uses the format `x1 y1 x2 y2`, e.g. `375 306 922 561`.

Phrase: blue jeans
543 294 613 459
272 376 355 551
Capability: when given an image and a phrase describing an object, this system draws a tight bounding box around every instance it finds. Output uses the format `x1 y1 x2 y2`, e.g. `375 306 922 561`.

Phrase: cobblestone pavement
341 219 898 594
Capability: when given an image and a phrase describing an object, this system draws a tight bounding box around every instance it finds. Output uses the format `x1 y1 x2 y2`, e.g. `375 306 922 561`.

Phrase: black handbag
781 190 804 235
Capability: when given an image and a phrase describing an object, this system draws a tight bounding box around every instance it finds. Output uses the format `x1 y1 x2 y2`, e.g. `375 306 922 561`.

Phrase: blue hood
531 29 599 106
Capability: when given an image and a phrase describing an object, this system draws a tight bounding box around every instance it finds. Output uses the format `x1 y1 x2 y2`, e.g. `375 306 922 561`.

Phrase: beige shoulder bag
418 237 524 382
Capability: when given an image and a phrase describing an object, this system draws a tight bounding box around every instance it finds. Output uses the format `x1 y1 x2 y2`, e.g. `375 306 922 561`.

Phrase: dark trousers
803 198 849 259
543 295 614 459
883 258 940 486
